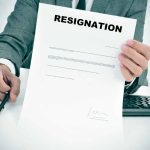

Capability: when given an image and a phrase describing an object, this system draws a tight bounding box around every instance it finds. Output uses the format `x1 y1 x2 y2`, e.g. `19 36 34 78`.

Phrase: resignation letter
18 4 136 150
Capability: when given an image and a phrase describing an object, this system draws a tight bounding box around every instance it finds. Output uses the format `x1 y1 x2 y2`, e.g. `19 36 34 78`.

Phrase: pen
0 92 10 111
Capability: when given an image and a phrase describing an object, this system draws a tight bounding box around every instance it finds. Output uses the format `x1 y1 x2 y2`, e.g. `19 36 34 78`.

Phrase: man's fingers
119 53 143 77
0 71 10 93
127 40 150 60
9 75 20 102
120 64 134 82
0 64 20 102
0 92 5 101
121 45 148 70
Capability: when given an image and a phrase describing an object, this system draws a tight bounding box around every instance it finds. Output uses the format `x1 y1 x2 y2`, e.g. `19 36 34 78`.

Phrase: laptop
123 95 150 116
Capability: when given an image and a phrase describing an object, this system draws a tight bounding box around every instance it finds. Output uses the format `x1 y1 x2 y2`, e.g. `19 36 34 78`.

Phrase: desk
0 68 150 150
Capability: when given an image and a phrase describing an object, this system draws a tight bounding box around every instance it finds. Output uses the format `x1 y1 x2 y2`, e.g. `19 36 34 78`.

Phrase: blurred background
0 0 150 85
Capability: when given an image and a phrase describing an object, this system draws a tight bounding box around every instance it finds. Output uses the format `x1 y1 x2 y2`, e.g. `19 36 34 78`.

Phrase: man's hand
119 40 150 82
0 64 20 102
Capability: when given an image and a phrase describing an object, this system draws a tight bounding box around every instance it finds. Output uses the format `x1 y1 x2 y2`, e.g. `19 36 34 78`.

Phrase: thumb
9 75 20 102
0 71 10 93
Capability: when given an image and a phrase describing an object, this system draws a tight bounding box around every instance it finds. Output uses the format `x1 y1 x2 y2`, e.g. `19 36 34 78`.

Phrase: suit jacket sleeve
0 0 39 76
124 0 148 95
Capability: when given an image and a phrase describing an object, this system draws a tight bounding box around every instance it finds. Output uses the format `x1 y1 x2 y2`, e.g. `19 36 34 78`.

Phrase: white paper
18 4 136 150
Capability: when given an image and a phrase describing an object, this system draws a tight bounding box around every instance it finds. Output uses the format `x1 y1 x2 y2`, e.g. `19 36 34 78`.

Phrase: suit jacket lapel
91 0 110 13
56 0 72 7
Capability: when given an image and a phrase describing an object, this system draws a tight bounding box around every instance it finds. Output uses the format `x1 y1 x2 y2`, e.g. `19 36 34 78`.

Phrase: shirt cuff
0 58 16 74
125 78 136 89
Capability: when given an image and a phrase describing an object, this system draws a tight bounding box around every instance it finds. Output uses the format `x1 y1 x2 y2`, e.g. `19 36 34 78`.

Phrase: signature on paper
88 107 109 121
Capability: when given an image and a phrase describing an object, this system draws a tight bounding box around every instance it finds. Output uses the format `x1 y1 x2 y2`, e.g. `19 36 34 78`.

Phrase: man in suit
0 0 149 102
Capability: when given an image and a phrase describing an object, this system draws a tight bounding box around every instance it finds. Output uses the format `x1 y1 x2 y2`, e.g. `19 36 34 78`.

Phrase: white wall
0 0 150 84
0 0 17 32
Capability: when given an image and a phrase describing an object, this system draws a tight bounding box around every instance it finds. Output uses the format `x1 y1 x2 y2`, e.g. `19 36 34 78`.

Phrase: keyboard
123 95 150 116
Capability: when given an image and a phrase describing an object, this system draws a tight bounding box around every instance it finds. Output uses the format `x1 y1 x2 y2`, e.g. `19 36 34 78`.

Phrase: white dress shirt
0 0 94 74
72 0 94 11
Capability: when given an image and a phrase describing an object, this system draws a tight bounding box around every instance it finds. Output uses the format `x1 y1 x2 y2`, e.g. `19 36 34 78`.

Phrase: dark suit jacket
0 0 148 94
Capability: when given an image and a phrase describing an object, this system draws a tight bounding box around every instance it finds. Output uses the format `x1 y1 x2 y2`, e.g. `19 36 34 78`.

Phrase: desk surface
0 68 150 150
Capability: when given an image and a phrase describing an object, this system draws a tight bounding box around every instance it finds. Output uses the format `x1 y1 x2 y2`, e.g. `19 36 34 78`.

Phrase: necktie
76 0 86 10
